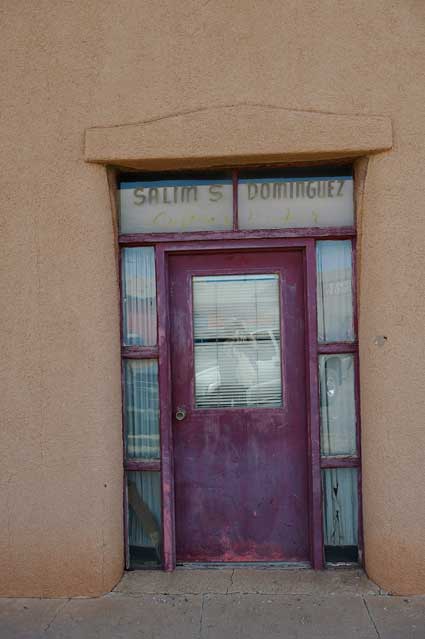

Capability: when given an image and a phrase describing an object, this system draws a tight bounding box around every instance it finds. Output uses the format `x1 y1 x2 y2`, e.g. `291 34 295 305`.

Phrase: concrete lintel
84 104 392 170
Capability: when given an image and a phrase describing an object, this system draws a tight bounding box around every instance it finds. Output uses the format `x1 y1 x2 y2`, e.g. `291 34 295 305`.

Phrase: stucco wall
1 1 424 595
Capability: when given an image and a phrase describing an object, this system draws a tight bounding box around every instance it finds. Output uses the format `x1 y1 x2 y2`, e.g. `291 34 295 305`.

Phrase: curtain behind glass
319 354 357 456
317 241 354 342
124 360 160 460
122 247 157 346
127 471 162 563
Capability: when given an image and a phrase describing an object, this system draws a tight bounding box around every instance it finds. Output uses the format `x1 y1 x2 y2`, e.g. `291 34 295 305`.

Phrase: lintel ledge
85 104 392 170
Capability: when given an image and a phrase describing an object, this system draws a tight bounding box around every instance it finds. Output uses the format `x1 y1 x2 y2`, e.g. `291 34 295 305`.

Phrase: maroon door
169 249 309 563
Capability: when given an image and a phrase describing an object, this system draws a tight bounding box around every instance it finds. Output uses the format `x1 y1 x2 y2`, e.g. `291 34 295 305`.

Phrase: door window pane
319 354 357 456
120 179 233 233
122 247 157 346
322 468 358 548
193 274 282 408
124 360 159 460
239 177 354 229
317 241 354 342
127 471 162 567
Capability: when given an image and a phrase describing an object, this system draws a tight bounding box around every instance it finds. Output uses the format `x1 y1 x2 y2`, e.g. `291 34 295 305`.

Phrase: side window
317 240 359 564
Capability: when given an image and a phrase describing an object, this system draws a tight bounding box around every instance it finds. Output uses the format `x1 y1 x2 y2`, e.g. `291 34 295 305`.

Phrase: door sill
176 561 311 570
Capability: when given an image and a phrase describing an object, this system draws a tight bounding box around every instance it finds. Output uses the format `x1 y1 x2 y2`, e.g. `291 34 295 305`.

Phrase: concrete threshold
115 566 381 596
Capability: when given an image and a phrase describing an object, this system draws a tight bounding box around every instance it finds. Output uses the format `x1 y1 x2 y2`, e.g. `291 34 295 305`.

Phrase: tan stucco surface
1 1 424 596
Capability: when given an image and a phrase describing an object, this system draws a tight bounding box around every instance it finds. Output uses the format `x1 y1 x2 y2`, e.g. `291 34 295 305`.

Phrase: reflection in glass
319 354 357 456
322 468 358 548
193 274 282 408
122 247 157 346
127 471 162 567
317 241 354 342
124 360 159 460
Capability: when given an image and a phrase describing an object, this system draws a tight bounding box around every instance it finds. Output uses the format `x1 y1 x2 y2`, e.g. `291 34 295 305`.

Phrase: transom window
119 169 353 234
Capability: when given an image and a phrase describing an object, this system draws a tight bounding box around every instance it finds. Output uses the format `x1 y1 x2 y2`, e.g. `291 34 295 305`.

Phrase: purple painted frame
305 240 323 568
156 237 322 570
119 169 361 572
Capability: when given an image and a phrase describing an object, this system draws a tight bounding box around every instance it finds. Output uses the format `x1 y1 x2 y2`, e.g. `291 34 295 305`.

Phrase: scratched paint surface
169 250 309 563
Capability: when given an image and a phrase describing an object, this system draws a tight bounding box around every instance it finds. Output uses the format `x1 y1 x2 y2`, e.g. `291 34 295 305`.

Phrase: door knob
175 407 187 421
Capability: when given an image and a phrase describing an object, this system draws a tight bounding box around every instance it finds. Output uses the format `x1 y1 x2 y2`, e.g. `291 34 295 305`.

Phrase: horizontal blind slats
193 275 283 409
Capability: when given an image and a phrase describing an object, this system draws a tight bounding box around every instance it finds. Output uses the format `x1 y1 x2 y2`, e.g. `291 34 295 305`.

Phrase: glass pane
319 354 357 456
127 471 162 567
193 274 282 408
322 468 358 549
239 176 354 229
122 247 157 346
124 360 159 460
120 179 233 233
317 240 354 342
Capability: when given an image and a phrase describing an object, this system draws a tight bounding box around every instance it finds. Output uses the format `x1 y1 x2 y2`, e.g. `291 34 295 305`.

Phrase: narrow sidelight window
127 472 162 567
121 246 162 568
317 239 360 564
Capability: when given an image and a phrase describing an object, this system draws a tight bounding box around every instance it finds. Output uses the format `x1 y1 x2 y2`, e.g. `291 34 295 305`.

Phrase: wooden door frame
154 238 322 570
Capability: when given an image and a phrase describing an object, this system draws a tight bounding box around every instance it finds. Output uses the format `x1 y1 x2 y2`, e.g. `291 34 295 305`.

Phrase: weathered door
169 249 309 563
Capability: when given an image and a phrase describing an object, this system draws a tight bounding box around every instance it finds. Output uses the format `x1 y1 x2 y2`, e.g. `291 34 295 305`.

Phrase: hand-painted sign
238 177 354 229
119 176 354 233
119 180 233 233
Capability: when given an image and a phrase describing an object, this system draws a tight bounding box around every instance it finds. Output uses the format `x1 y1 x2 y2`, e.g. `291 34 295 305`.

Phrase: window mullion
232 169 239 231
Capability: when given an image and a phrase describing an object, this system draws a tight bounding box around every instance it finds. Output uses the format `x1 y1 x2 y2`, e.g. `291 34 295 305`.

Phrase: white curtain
317 241 354 342
122 247 157 346
124 360 159 460
128 472 161 553
319 354 357 456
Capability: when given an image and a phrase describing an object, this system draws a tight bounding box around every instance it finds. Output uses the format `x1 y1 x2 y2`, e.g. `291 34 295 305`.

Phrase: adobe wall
0 1 424 595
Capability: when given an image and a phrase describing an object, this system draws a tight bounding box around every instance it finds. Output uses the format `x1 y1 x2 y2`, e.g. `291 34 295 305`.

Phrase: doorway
119 167 361 572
